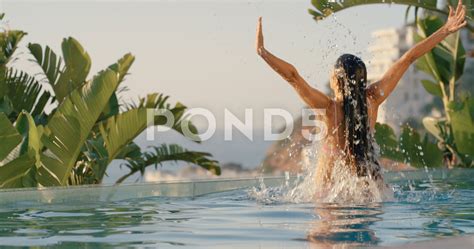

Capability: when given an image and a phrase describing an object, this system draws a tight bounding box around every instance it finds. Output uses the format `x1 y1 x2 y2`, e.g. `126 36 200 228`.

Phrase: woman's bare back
325 98 379 147
315 98 380 188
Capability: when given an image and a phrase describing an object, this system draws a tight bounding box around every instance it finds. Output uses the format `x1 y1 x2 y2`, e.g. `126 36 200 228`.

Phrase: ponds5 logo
146 108 328 142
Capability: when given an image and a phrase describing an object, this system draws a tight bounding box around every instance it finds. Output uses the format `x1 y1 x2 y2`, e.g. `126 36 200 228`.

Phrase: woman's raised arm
256 17 332 109
368 0 467 106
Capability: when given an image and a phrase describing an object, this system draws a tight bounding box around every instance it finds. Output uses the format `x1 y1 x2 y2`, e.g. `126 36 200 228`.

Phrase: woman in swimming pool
256 1 467 190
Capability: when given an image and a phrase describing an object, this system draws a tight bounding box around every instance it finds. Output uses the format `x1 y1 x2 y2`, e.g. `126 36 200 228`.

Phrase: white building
367 26 474 131
367 26 432 130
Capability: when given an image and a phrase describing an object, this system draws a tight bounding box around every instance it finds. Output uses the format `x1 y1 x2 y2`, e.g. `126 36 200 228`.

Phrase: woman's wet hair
334 54 381 180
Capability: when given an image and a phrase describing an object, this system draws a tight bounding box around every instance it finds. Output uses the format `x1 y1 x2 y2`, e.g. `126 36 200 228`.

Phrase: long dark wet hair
334 54 381 180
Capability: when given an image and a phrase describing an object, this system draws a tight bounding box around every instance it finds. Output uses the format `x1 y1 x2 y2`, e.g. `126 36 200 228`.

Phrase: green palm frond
4 69 53 120
121 94 200 141
1 29 27 99
116 144 220 184
0 30 26 67
28 43 63 87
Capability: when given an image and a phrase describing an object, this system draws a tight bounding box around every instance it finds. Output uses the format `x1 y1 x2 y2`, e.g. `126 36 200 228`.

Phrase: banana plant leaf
108 53 135 85
423 116 446 141
374 122 404 161
0 112 42 188
54 37 92 102
29 38 92 103
72 51 135 183
0 154 36 188
421 80 443 97
448 98 474 161
40 69 119 185
375 123 443 167
15 112 42 161
416 16 466 89
2 27 220 187
99 53 136 122
28 43 134 122
94 93 200 181
400 126 443 167
310 0 438 20
309 0 472 20
0 113 22 161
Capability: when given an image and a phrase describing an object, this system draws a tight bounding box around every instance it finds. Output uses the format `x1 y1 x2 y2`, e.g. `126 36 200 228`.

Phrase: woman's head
330 54 367 98
330 54 378 178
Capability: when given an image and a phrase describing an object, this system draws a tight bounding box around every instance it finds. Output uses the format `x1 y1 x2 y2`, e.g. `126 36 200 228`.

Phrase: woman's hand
256 17 264 55
444 0 467 33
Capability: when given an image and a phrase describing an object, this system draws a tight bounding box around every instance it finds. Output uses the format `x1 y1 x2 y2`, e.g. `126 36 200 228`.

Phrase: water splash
249 142 394 204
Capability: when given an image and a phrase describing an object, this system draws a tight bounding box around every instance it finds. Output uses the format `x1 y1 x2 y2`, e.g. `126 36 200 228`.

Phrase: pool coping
0 176 286 208
0 168 472 208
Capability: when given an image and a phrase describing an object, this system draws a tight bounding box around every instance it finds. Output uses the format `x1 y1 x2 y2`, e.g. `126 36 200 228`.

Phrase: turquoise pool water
0 170 473 248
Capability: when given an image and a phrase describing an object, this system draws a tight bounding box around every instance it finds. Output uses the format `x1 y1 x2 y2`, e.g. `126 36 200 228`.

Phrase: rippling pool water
1 171 474 248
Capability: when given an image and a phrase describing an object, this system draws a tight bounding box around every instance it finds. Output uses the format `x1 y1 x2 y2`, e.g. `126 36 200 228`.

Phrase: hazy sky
1 0 416 174
2 0 411 130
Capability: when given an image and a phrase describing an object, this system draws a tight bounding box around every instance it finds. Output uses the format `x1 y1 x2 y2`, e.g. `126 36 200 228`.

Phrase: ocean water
0 173 473 248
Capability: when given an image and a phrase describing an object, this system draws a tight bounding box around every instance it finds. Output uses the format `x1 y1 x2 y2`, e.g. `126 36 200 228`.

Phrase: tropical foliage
374 123 443 168
309 0 473 28
375 13 473 168
415 15 474 167
0 14 220 188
